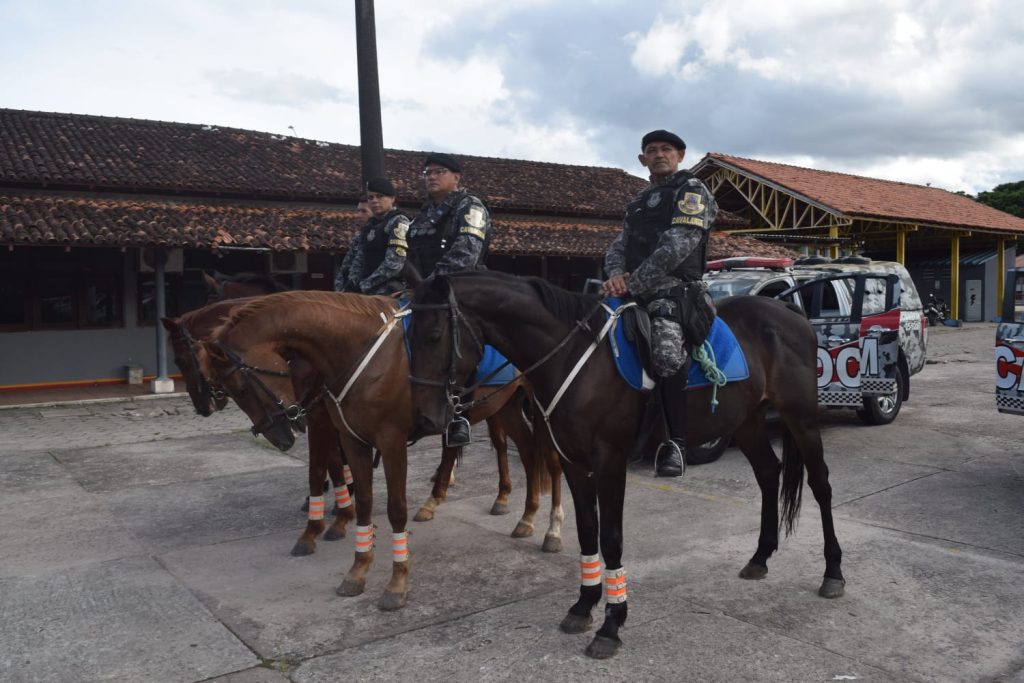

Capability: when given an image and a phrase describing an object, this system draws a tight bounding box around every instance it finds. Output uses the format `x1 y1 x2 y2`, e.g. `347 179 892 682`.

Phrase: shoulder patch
460 225 487 240
678 192 706 215
464 206 486 229
392 222 408 241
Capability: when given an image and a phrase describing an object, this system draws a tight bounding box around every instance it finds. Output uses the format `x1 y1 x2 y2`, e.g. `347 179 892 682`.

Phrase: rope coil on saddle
692 340 727 413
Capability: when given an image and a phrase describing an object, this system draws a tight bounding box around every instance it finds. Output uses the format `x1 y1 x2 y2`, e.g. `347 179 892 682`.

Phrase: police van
995 267 1024 414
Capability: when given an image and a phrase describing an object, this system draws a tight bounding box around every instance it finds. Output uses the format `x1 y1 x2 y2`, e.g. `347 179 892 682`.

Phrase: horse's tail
519 385 553 495
779 424 805 536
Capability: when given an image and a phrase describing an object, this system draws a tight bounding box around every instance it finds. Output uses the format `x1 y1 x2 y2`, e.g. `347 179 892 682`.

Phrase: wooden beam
829 226 839 259
950 235 960 320
895 228 906 265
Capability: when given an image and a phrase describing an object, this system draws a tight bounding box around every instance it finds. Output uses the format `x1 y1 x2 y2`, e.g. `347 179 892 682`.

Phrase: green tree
977 181 1024 218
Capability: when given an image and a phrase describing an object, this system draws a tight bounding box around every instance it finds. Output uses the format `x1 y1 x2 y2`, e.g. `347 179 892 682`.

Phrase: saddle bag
649 283 717 350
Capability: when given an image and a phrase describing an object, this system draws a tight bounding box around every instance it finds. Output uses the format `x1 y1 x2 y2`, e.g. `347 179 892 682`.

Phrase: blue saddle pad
604 299 748 391
399 305 517 386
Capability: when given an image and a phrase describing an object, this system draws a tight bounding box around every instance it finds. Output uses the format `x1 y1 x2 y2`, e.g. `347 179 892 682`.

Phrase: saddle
619 302 654 379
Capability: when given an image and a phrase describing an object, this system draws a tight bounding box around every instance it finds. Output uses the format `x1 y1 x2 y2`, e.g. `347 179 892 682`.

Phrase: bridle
210 340 314 436
178 325 227 407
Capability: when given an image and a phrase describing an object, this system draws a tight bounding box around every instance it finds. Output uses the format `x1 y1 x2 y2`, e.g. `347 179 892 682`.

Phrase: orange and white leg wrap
307 495 325 521
343 465 354 487
392 532 409 563
580 554 602 587
334 485 352 509
605 567 627 604
354 524 374 554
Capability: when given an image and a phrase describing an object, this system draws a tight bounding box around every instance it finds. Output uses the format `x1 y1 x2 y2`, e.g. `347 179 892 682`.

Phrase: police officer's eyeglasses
422 168 449 178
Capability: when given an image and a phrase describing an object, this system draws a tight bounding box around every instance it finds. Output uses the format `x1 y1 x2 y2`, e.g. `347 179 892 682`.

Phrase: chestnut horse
405 271 843 658
198 290 562 610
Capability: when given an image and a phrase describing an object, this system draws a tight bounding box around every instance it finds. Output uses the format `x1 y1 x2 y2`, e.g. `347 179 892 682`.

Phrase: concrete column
829 226 839 260
950 236 960 321
151 250 175 394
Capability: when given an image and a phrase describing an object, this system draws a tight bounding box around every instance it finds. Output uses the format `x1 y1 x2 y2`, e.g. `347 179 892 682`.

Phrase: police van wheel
686 436 729 465
858 365 905 426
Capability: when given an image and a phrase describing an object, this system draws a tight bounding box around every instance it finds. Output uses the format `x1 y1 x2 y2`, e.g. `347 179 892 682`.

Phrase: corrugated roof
699 153 1024 234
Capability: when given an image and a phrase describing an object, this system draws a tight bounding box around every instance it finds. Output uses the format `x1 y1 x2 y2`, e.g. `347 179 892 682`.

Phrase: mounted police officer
602 130 718 477
406 152 491 279
408 152 491 446
335 194 373 292
341 178 410 295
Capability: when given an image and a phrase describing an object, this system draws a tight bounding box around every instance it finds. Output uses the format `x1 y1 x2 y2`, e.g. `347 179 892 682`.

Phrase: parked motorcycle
925 293 950 326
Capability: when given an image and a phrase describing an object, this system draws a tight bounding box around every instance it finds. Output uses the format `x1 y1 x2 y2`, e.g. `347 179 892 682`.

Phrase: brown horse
198 290 562 610
405 271 844 658
162 302 353 555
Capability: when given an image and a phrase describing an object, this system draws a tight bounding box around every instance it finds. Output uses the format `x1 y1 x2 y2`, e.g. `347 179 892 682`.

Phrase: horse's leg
558 465 602 635
336 441 375 598
783 417 845 598
414 445 457 522
487 417 513 516
732 416 781 581
324 432 354 540
585 451 629 660
545 456 564 554
291 422 330 556
377 430 410 611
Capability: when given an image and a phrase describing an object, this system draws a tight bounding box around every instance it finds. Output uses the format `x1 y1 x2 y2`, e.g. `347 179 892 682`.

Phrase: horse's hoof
323 526 346 541
738 562 768 580
490 502 510 516
584 635 621 659
413 508 435 522
511 521 535 538
378 590 407 611
541 535 563 553
818 577 846 599
290 542 315 557
336 579 365 597
559 613 593 634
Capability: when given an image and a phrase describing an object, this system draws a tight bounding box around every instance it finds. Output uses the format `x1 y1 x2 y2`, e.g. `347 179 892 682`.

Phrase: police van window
1015 271 1024 321
821 281 843 317
758 280 792 298
862 278 887 317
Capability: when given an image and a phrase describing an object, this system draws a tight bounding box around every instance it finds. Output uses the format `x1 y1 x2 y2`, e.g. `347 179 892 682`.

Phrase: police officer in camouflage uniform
342 177 410 295
335 194 373 292
603 130 718 477
406 152 491 280
408 153 491 445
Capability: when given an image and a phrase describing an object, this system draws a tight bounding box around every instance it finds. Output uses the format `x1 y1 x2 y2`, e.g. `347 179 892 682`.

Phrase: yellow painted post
950 236 960 320
895 228 906 265
829 226 839 260
997 238 1006 316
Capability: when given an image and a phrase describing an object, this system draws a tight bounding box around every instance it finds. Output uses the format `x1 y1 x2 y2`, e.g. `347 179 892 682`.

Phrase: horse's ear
160 317 179 333
402 261 423 287
202 271 220 295
199 340 227 363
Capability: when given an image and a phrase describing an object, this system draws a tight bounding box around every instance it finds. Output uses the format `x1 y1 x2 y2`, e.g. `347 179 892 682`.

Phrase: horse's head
198 338 301 451
203 271 224 303
161 316 227 416
407 275 485 439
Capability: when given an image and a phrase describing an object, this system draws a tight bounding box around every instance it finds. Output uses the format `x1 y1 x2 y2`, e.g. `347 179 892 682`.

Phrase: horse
197 290 563 610
162 301 354 555
405 270 843 659
200 270 535 523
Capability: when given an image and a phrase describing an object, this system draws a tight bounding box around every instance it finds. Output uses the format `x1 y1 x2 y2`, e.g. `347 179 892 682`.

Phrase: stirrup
654 439 685 478
444 416 471 447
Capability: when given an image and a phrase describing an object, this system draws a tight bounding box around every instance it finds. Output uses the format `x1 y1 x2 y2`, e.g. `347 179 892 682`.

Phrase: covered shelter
693 153 1024 320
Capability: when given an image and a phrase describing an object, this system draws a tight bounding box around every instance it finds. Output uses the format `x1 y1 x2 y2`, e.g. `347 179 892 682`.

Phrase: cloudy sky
3 0 1022 194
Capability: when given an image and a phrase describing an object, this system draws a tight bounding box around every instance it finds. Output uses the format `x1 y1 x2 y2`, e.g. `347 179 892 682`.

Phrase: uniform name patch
460 226 487 240
678 192 705 215
671 216 705 227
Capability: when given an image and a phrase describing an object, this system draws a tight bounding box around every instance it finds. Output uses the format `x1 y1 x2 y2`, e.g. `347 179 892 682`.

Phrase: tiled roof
0 191 787 258
700 153 1024 234
0 108 646 218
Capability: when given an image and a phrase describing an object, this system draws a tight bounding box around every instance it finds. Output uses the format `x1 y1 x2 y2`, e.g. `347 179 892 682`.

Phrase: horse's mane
216 271 289 293
448 271 603 329
214 290 396 338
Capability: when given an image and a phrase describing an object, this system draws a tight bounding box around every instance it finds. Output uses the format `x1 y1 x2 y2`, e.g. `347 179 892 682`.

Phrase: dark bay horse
198 290 562 610
406 271 843 658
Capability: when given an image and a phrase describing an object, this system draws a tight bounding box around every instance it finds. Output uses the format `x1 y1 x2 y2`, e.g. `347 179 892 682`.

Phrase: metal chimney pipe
355 0 385 183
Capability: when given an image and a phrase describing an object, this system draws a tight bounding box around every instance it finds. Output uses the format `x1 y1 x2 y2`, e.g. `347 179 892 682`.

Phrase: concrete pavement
1 323 1022 682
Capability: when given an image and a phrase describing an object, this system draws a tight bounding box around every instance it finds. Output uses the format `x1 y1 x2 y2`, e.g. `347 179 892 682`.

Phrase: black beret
641 130 686 151
365 176 395 196
423 152 463 173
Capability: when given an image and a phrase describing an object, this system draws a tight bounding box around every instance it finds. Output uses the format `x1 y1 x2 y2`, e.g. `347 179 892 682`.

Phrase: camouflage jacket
350 211 411 295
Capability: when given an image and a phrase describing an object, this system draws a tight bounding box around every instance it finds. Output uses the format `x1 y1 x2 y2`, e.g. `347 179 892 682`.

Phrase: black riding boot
445 415 471 447
655 362 690 477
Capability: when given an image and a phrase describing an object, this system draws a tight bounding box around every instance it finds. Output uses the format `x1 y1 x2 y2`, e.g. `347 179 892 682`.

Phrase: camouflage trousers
649 298 688 378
